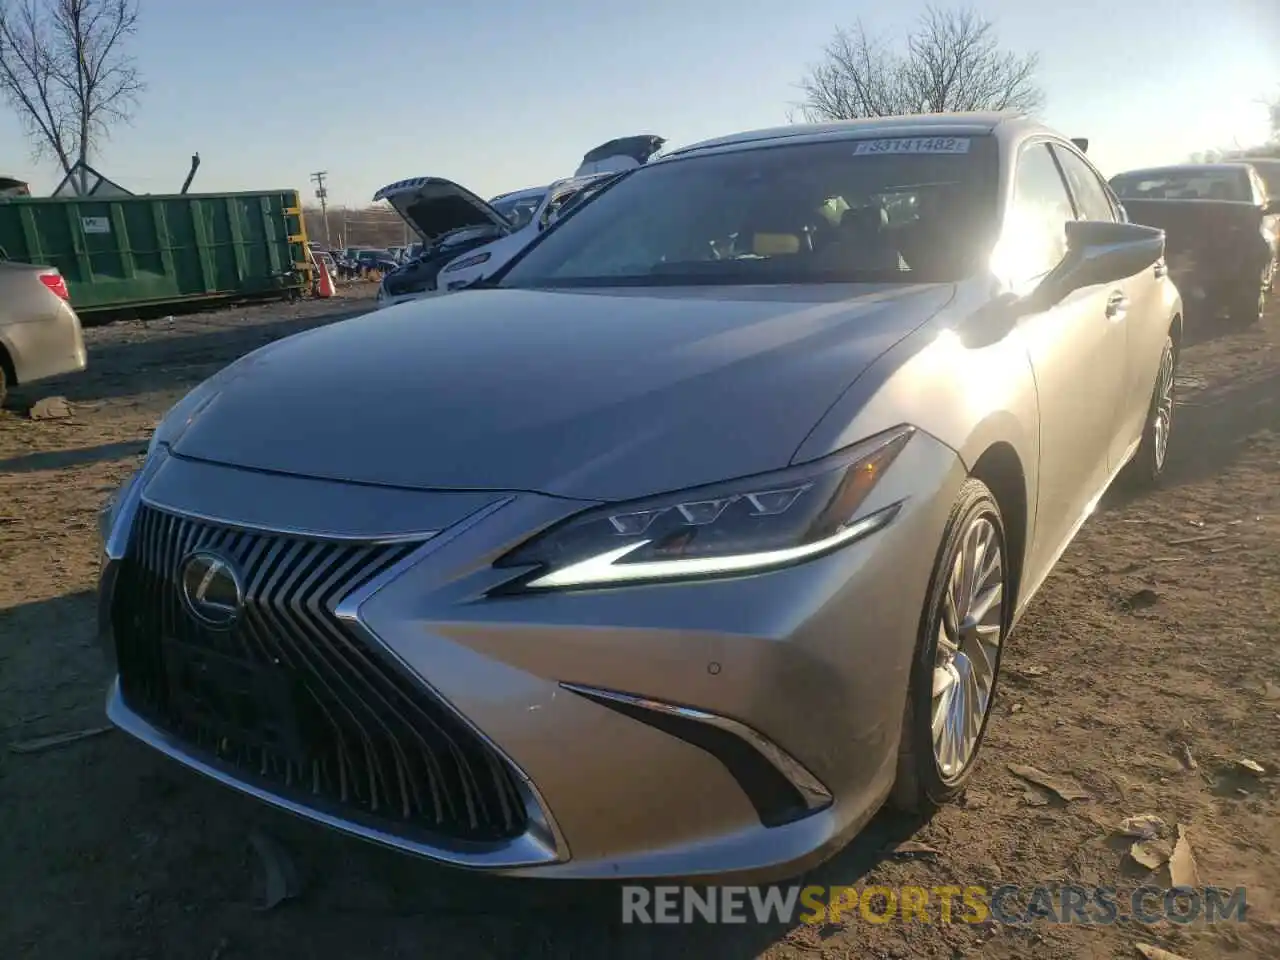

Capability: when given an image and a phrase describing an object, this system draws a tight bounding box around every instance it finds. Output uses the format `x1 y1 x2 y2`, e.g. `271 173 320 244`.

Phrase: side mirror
1030 220 1164 309
1264 199 1280 216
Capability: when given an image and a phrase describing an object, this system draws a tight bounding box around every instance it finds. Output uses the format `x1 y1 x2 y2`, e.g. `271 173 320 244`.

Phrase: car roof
1112 163 1255 178
664 111 1035 158
490 186 548 204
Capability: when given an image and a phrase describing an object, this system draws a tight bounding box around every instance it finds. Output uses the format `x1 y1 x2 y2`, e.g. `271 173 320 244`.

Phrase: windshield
490 191 545 230
498 136 999 288
1110 169 1251 202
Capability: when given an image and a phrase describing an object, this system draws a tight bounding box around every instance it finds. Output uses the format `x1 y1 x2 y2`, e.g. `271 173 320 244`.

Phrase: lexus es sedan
99 112 1181 881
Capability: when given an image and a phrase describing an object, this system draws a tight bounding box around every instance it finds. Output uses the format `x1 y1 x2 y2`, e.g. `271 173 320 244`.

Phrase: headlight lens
497 426 914 590
443 251 491 273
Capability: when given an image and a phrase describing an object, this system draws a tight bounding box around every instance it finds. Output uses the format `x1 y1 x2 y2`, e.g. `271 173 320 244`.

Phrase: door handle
1105 290 1129 320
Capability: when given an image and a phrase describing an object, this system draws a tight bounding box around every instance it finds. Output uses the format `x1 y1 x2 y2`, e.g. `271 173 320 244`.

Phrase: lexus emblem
179 551 244 629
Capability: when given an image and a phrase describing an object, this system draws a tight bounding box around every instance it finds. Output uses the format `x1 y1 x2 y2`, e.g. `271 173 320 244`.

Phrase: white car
373 173 617 308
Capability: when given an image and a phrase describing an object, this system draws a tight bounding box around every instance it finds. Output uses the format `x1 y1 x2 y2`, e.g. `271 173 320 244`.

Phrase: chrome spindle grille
111 505 527 843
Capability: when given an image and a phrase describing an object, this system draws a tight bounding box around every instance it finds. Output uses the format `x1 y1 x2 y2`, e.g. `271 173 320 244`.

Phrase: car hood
171 284 954 501
373 176 511 245
574 134 665 177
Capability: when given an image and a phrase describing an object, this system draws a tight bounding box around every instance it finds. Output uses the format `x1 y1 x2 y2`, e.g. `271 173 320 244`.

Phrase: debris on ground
8 725 114 754
1135 944 1191 960
27 396 72 420
1123 588 1161 611
886 840 940 859
1235 758 1267 777
1130 839 1173 871
248 829 302 911
1166 825 1200 887
1175 743 1198 771
1008 764 1092 802
1167 532 1227 547
1117 815 1167 840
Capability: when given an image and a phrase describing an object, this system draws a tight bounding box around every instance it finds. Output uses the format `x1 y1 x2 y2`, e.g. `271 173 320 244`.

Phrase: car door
1051 142 1162 468
998 141 1127 578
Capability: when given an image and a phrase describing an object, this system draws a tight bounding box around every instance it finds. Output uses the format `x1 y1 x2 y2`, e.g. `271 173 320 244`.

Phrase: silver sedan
99 112 1180 881
0 258 86 406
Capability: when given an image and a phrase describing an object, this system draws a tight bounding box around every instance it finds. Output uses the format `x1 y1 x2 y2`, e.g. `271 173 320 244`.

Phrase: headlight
496 426 914 590
443 251 491 273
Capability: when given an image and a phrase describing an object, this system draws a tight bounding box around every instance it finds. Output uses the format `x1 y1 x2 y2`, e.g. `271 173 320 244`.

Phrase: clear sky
2 0 1277 207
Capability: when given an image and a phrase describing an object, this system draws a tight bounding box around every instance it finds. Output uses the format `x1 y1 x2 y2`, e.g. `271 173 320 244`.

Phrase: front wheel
891 478 1010 812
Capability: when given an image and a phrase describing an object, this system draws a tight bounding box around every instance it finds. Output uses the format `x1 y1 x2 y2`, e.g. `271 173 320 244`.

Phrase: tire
1122 335 1176 488
1229 283 1265 326
0 362 7 409
891 478 1010 813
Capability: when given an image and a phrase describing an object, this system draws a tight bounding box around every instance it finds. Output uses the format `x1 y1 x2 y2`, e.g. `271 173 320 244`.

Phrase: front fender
792 294 1040 554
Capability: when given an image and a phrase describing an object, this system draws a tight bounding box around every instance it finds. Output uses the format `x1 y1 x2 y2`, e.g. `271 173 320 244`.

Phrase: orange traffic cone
316 260 335 298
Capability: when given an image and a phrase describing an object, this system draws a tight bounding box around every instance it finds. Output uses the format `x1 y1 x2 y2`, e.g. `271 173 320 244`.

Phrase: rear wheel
1229 280 1266 325
1123 335 1176 488
891 479 1009 812
0 362 7 409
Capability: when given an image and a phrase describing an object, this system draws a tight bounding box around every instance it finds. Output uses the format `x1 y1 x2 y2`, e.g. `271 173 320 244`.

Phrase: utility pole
310 171 330 247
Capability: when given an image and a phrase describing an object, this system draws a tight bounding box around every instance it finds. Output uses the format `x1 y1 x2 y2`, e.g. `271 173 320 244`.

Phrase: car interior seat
829 204 902 272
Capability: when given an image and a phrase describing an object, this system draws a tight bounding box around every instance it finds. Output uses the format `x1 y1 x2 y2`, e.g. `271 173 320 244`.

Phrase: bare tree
0 0 143 179
797 6 1043 122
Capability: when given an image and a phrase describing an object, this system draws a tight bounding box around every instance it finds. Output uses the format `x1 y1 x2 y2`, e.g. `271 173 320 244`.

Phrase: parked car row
373 134 666 308
98 112 1271 887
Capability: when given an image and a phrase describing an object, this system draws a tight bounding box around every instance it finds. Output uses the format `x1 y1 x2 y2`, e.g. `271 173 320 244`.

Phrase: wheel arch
968 441 1028 608
0 337 17 390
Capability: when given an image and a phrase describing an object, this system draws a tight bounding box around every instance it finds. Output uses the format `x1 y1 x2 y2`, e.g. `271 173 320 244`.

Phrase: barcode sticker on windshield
852 137 971 155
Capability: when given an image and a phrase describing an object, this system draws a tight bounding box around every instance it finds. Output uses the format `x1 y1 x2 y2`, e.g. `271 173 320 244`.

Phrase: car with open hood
99 112 1182 883
374 172 618 307
374 134 664 308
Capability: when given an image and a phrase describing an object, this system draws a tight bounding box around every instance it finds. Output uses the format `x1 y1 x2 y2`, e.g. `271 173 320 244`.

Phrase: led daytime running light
524 502 901 589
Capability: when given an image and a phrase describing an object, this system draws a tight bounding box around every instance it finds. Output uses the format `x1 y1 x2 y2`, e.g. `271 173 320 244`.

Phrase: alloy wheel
931 514 1005 780
1152 346 1175 472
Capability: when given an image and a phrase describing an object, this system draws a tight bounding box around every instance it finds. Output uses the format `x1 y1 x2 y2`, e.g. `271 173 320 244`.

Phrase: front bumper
99 435 965 880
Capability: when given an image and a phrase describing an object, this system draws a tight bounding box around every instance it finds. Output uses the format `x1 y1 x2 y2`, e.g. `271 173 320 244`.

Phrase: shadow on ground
0 440 147 474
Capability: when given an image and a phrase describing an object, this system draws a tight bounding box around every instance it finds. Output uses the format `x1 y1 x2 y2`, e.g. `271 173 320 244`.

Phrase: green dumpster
0 189 311 314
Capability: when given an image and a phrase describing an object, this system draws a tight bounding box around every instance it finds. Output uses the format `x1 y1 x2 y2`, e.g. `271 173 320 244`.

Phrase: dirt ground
1 286 1277 960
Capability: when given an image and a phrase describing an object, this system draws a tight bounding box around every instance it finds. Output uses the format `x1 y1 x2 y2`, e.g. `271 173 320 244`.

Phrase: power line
309 170 330 246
